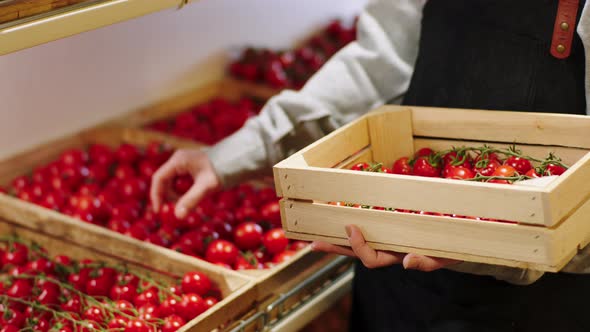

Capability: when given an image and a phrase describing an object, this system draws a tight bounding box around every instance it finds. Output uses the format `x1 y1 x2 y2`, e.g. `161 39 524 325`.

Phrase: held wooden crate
273 105 590 272
0 218 256 332
0 126 338 302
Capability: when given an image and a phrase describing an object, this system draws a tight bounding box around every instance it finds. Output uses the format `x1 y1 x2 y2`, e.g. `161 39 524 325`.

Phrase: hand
150 149 221 219
311 225 460 271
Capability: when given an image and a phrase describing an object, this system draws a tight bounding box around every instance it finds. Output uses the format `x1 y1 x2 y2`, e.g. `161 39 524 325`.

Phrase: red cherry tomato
181 271 212 296
205 240 239 265
412 157 441 178
350 162 369 171
504 156 532 174
414 147 434 158
233 222 264 250
392 157 412 175
544 163 567 176
262 229 289 255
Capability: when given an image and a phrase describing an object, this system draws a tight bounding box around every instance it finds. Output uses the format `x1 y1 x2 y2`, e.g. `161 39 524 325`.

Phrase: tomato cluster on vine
147 97 266 145
332 145 570 223
0 237 219 332
2 142 305 271
229 19 357 89
356 145 568 183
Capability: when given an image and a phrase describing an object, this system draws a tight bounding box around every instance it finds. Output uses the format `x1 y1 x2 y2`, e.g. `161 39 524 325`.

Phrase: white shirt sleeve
206 0 425 186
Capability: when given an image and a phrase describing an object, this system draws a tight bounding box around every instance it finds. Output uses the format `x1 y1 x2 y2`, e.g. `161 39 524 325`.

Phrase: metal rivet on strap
556 44 566 53
560 22 570 31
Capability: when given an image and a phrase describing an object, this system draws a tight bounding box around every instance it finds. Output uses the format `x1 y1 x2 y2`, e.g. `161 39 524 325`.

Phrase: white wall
0 0 366 158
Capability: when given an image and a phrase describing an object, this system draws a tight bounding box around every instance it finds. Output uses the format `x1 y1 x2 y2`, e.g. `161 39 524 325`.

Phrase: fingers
347 225 403 268
310 241 356 257
402 253 461 272
174 172 217 219
150 155 182 212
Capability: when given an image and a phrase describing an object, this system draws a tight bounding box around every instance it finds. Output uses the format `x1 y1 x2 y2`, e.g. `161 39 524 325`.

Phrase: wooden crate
0 0 88 24
106 78 280 129
0 126 339 302
0 218 256 332
273 105 590 272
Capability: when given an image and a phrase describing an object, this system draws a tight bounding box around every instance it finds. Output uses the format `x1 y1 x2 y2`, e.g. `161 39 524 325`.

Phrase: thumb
174 174 217 219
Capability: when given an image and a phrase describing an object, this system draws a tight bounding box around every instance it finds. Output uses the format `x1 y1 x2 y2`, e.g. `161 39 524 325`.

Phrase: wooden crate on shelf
0 126 340 303
0 218 256 332
107 78 280 129
273 105 590 272
0 0 88 24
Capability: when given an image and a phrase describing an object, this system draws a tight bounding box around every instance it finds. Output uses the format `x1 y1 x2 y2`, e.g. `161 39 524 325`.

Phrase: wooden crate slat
367 109 414 167
406 105 590 149
283 231 566 272
300 116 370 168
281 199 556 265
276 166 547 225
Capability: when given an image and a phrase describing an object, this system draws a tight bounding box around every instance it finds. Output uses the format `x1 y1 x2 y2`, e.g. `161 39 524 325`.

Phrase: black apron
350 1 589 331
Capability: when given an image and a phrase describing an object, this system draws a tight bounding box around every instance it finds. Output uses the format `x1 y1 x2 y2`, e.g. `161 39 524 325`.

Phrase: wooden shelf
0 0 196 56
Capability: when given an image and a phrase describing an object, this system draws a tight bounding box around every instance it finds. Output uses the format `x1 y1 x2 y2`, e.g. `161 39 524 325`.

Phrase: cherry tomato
159 296 180 317
272 250 298 264
233 222 263 250
545 163 567 176
88 144 114 165
473 159 501 176
504 156 532 174
107 316 129 330
181 271 212 296
125 319 153 332
177 293 207 321
61 295 82 313
116 144 140 165
3 242 29 266
525 168 542 178
260 201 281 227
290 241 309 251
205 240 239 265
162 315 186 332
174 175 193 195
414 148 434 158
134 288 160 307
492 165 516 177
110 282 138 302
444 166 475 180
83 306 106 323
204 297 219 309
262 229 289 255
412 157 441 178
350 162 369 171
60 149 87 167
1 326 20 332
0 308 25 327
392 157 412 175
160 202 183 228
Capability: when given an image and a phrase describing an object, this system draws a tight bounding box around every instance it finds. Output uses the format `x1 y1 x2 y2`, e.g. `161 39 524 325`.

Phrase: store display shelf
0 0 197 56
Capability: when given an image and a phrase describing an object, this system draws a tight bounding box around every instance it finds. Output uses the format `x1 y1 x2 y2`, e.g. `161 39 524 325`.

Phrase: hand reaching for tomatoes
311 225 460 271
150 149 221 219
